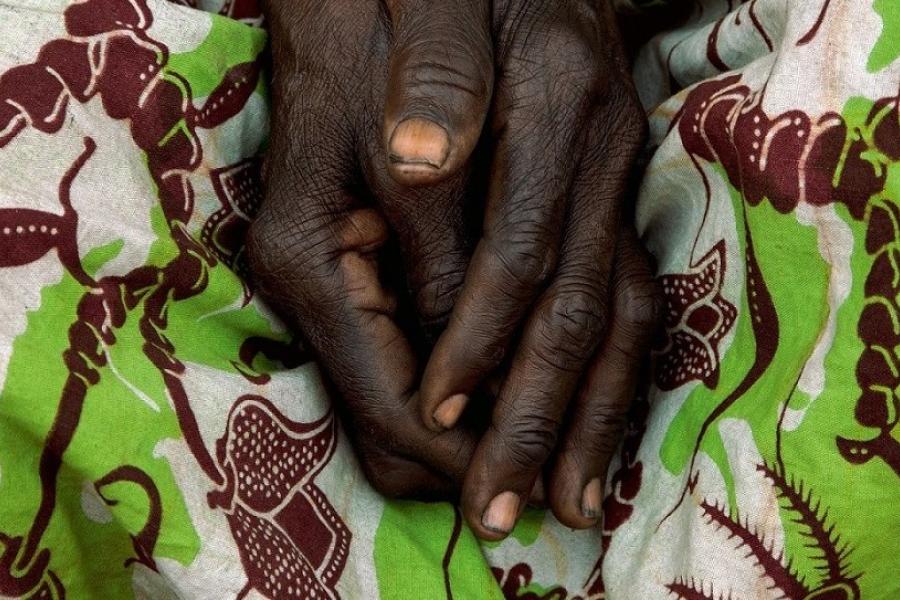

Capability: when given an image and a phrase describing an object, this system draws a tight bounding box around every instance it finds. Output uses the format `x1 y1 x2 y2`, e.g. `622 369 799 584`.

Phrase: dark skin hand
248 0 662 539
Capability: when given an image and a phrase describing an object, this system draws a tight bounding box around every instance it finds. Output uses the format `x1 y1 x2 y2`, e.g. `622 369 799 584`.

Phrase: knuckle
453 314 509 364
535 288 606 365
586 404 628 437
495 411 560 470
550 38 598 86
247 205 330 284
414 258 467 329
246 202 348 304
581 405 627 456
530 23 602 97
391 6 492 94
603 90 647 148
395 47 492 103
499 21 602 117
618 273 664 333
488 234 558 291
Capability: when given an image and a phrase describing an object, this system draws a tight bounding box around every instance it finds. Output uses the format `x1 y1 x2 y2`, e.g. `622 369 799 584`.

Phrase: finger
548 227 661 529
460 242 614 537
362 140 472 341
420 19 607 431
383 0 493 185
459 66 648 537
458 101 647 540
247 94 474 486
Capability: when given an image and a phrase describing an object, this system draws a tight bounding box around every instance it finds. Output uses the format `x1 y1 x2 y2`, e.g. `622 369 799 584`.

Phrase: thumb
384 0 493 185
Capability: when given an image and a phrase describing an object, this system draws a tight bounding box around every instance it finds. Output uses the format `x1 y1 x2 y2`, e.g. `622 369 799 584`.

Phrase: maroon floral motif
208 396 350 600
231 336 309 385
191 61 261 130
676 80 898 341
202 158 262 290
654 240 736 391
93 466 163 572
0 137 95 286
675 70 900 477
0 535 60 600
660 222 780 526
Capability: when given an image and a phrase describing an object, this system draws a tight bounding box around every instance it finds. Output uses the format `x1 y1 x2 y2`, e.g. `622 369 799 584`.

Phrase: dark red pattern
0 3 338 600
209 396 350 598
654 241 736 390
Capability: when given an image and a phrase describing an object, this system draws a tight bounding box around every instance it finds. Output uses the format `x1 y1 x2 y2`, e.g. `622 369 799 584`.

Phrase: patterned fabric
603 1 900 598
0 0 895 599
0 1 600 599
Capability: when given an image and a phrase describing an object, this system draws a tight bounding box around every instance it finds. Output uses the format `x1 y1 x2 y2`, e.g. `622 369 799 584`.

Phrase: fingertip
548 456 602 530
460 448 530 540
382 2 493 186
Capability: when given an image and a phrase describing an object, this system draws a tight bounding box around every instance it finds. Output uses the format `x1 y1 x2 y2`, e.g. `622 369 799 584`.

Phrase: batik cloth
0 0 896 599
604 1 899 598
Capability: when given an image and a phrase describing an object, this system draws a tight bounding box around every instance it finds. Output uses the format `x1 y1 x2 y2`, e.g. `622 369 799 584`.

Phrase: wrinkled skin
249 0 662 540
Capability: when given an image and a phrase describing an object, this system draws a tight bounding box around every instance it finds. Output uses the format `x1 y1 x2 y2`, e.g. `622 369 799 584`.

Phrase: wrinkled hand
249 0 662 536
396 0 660 539
248 0 487 498
450 225 661 539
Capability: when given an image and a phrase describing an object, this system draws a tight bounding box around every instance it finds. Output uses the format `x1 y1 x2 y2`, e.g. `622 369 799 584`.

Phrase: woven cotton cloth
605 1 900 598
0 0 896 599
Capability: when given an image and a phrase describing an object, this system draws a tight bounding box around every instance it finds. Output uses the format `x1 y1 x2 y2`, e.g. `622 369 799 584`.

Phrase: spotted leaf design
209 396 350 599
228 506 333 600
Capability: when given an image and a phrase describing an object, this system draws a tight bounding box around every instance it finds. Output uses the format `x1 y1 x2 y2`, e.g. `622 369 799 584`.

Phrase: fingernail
389 118 449 169
581 478 603 519
482 491 520 534
432 393 468 429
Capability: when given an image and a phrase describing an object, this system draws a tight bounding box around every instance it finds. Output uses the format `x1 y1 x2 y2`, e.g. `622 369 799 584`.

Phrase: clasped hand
249 0 661 540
